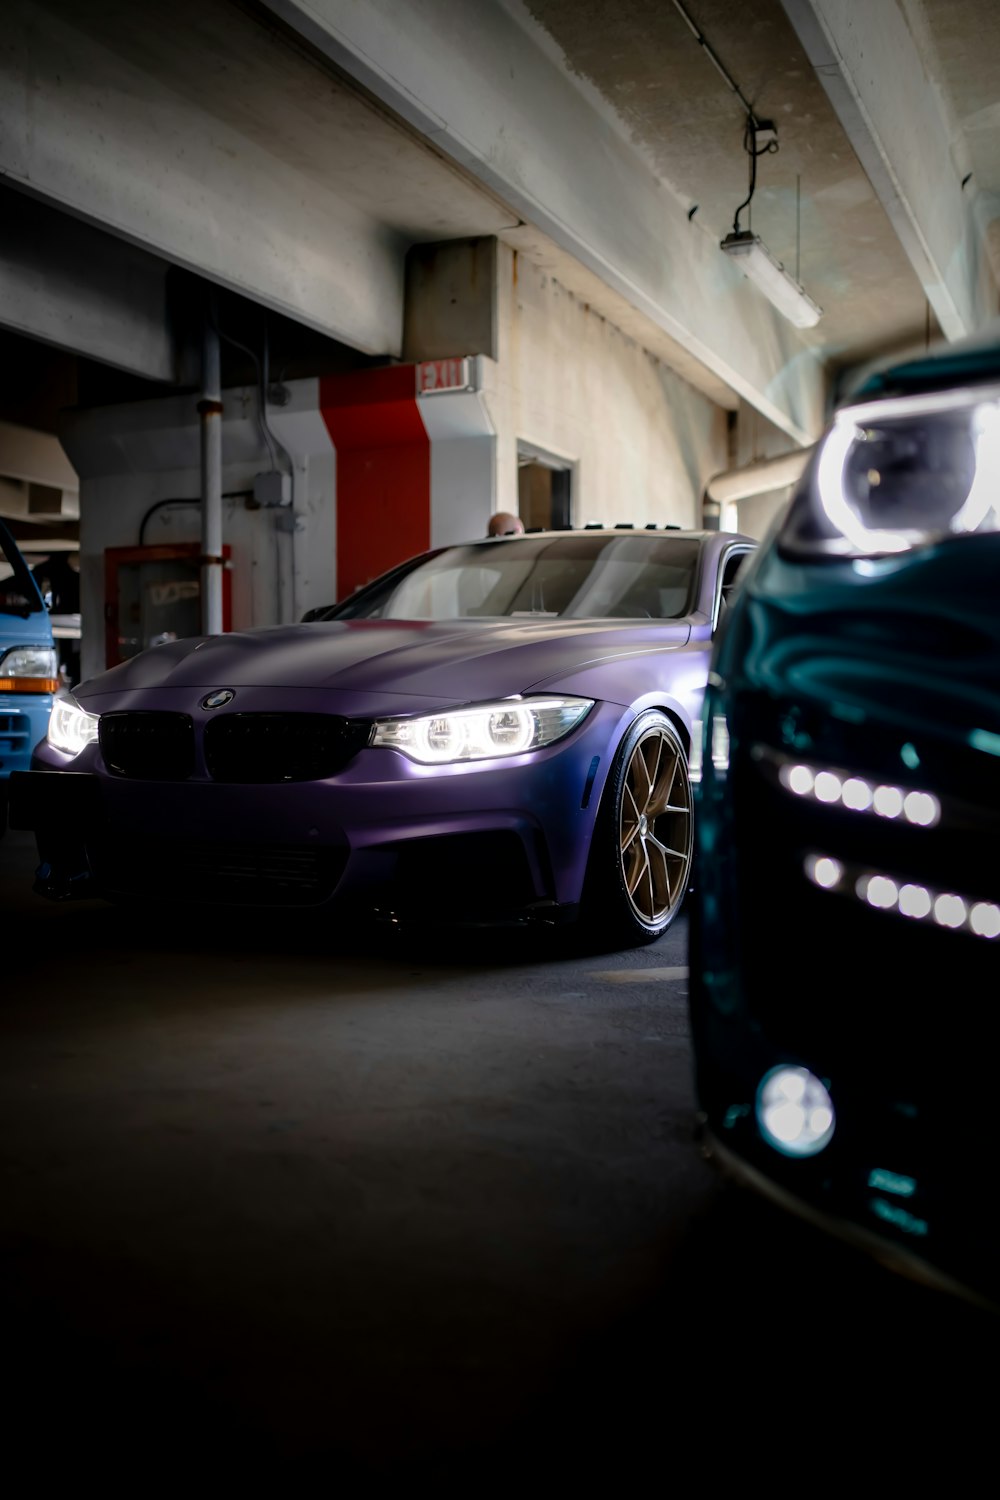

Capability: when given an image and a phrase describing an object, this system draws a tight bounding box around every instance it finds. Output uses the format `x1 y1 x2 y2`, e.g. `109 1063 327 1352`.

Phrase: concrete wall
735 487 795 542
484 246 728 527
61 384 337 683
61 370 495 680
712 398 806 538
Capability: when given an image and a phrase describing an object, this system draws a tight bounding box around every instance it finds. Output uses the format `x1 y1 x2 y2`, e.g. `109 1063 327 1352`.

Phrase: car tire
582 710 693 947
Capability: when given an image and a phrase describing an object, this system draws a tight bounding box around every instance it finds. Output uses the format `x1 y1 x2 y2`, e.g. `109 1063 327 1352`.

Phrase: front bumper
11 699 625 919
688 964 1000 1310
0 692 52 824
699 1129 998 1313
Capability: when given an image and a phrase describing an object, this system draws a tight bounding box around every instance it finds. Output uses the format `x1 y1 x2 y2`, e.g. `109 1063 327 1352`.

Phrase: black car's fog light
756 1065 836 1158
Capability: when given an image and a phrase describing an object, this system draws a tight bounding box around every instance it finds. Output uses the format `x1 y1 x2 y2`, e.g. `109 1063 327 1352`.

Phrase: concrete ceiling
517 0 1000 373
918 0 1000 271
6 0 998 438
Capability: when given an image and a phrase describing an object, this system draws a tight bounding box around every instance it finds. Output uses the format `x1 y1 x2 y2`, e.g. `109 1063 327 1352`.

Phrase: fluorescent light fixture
720 231 822 329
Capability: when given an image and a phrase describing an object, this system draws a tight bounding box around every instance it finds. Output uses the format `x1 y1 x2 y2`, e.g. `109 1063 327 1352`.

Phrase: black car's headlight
48 696 100 756
370 695 594 765
780 384 1000 558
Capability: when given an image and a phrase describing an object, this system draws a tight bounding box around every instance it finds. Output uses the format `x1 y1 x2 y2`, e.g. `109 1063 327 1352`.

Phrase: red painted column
320 367 430 601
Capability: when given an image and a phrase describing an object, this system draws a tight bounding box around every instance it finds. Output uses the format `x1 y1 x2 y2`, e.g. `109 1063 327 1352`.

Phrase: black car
689 333 1000 1309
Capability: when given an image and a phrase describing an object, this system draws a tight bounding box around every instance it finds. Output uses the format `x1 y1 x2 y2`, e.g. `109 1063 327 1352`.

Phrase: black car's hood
78 618 692 708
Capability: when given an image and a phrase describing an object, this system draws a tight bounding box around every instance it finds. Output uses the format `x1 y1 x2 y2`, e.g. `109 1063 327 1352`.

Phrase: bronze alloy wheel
583 710 693 947
618 721 692 925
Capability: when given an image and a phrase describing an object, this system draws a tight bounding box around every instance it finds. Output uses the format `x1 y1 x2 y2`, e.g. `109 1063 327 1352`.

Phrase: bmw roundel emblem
201 689 235 710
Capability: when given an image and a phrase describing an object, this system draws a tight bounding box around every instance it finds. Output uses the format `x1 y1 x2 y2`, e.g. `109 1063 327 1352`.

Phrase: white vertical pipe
199 308 224 635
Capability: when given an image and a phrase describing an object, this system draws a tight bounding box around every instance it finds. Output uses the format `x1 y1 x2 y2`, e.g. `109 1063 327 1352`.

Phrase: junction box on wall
253 470 292 507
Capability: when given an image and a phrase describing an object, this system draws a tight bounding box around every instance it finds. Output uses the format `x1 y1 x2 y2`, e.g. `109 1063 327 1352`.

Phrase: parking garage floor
1 828 994 1483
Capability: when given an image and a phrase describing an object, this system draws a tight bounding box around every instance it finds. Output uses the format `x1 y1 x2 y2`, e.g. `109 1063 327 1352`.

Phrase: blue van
0 518 58 833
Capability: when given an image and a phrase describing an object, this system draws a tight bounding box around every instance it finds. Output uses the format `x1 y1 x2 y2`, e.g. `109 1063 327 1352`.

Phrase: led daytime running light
804 852 1000 941
777 757 940 827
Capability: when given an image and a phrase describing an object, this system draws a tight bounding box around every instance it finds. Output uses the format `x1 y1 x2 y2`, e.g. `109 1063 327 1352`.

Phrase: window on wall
517 444 573 530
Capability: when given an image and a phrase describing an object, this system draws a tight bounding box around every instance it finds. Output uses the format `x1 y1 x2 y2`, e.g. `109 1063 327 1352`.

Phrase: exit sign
416 357 474 395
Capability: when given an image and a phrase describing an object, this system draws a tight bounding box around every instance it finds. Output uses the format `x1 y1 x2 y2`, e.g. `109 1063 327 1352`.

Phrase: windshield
0 521 46 617
332 535 702 621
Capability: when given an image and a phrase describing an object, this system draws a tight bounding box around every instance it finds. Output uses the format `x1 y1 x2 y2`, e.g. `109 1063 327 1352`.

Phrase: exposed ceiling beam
0 190 175 383
780 0 998 340
0 419 78 492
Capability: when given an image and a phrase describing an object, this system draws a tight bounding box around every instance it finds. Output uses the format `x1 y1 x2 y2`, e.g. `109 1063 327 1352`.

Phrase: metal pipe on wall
704 447 812 505
701 447 812 531
199 306 224 635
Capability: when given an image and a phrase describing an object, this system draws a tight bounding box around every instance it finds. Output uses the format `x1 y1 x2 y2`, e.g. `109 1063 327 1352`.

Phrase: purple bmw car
12 529 753 947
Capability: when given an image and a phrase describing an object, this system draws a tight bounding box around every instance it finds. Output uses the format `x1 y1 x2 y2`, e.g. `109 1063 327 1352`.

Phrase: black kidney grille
203 713 369 783
99 712 195 781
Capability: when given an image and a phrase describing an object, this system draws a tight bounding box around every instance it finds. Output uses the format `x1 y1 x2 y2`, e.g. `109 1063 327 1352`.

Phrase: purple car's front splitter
21 700 630 923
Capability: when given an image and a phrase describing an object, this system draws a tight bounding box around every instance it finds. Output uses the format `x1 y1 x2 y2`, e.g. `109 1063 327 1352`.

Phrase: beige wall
729 398 802 469
483 244 728 529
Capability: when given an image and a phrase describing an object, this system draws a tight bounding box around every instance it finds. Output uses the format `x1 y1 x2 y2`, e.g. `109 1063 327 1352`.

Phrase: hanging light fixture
720 116 822 329
669 2 821 328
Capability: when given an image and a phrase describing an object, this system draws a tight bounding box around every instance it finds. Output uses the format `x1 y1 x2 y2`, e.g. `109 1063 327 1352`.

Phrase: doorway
517 443 573 530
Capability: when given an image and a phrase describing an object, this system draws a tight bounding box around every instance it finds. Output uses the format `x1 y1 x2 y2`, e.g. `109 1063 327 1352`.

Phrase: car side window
717 550 751 623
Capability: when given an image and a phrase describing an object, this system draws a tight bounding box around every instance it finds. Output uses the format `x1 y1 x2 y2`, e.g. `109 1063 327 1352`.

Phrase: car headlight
370 695 594 765
0 644 60 692
48 696 100 756
780 384 1000 558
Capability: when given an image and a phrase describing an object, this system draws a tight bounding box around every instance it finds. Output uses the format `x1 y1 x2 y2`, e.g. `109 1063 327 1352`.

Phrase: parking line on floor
587 966 689 983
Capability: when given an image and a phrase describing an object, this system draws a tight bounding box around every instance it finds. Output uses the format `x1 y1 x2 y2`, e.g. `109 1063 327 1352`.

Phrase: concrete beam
780 0 998 340
1 0 405 356
263 0 827 443
0 477 29 519
0 477 78 522
0 190 174 381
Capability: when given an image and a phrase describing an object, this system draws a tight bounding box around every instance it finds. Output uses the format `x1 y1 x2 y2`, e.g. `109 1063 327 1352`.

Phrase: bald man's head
487 512 525 537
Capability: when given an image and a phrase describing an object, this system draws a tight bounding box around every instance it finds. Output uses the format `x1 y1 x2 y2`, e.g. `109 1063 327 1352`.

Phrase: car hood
78 618 693 710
